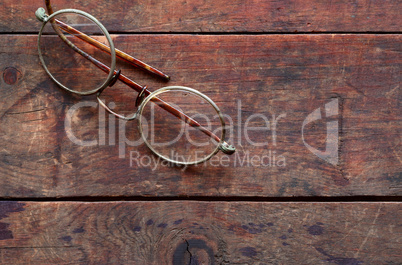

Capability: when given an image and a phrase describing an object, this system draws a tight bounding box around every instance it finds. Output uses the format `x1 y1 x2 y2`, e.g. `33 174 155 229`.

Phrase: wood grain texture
1 1 400 264
2 0 401 33
0 34 400 198
0 201 400 264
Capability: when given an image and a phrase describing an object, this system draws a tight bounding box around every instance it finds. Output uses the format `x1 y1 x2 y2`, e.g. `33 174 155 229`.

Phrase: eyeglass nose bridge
96 70 143 121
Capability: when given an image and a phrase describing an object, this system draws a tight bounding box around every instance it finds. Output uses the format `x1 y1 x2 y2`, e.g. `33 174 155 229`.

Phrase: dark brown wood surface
1 0 401 33
0 201 401 264
0 0 400 264
0 34 400 197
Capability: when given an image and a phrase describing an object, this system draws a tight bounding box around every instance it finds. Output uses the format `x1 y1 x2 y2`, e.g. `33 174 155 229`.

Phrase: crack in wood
185 239 193 265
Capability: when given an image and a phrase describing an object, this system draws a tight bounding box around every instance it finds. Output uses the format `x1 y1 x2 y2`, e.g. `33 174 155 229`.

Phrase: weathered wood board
1 0 401 33
0 201 400 264
0 0 400 264
0 34 400 198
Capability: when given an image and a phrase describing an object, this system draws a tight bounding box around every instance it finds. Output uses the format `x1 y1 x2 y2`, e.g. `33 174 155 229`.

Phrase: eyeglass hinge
219 141 236 155
35 8 49 23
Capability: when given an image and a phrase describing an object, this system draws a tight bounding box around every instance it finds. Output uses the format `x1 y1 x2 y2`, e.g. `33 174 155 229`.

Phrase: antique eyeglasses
35 5 235 165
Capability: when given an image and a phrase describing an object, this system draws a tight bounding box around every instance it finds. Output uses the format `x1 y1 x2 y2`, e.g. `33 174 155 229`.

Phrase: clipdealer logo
64 98 340 168
302 98 339 166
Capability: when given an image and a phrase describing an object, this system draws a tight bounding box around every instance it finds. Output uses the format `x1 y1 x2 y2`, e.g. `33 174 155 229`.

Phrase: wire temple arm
58 33 226 149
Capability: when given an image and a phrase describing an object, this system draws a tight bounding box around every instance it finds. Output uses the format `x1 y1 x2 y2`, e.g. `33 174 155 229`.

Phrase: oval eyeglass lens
139 88 224 165
39 12 112 94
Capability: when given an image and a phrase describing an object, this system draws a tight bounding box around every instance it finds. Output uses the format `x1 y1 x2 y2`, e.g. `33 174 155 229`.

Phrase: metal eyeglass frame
35 5 235 165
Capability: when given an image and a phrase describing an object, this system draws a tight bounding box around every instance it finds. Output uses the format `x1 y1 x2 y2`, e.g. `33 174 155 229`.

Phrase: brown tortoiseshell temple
45 0 170 81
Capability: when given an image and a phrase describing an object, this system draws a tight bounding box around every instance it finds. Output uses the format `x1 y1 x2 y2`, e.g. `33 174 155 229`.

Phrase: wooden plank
0 201 400 264
0 34 400 198
2 0 401 33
